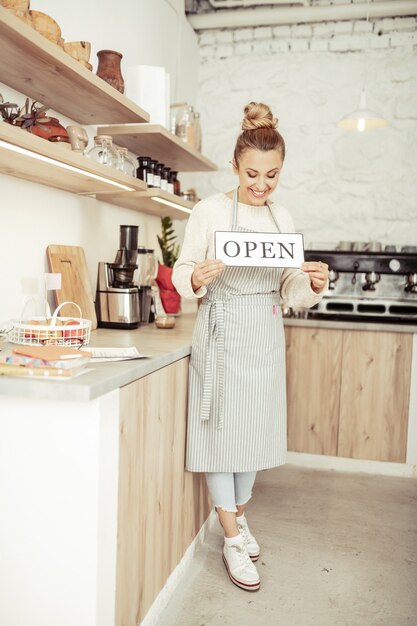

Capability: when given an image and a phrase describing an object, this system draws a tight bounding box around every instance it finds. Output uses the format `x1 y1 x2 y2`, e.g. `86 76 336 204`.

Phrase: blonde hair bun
242 102 278 131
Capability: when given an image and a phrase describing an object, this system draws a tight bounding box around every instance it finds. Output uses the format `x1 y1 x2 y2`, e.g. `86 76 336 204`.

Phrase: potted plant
156 216 181 314
0 93 21 125
16 99 70 143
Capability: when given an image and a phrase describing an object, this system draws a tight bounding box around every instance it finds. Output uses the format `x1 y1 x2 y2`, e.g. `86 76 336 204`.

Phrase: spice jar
149 159 158 187
161 166 170 192
169 170 180 196
86 135 118 168
153 162 164 189
136 156 151 184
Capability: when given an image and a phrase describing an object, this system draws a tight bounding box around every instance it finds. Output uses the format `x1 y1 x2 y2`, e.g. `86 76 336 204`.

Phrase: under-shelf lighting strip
151 196 192 214
0 140 137 192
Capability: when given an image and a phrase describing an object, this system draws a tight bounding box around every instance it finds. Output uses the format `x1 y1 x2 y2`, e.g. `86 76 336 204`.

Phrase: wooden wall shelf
0 7 149 124
97 124 217 172
0 122 147 195
97 188 195 220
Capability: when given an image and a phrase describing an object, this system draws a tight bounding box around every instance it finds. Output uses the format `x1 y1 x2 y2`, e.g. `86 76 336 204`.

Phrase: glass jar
149 160 158 187
167 174 174 195
136 156 151 184
153 162 164 189
193 111 202 152
161 166 170 192
175 105 194 145
87 135 118 168
169 170 180 196
186 105 195 146
116 147 135 176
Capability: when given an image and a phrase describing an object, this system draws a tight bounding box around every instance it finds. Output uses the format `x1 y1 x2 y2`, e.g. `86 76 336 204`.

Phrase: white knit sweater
172 192 324 308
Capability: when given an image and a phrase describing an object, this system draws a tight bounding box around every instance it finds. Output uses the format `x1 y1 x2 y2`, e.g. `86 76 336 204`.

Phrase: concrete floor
157 466 417 626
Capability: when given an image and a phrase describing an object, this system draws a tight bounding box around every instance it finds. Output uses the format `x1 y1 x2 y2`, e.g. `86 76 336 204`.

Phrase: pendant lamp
337 88 388 132
336 0 388 132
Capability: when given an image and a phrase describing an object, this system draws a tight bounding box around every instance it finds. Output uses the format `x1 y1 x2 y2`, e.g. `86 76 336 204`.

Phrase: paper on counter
89 347 149 362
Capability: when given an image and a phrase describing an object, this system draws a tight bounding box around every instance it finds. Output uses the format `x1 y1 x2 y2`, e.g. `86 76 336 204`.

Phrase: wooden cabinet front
285 326 413 463
338 331 412 462
285 326 343 456
116 357 211 626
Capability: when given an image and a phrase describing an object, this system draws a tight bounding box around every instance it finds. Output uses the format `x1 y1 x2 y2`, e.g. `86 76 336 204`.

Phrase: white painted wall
180 16 417 249
33 0 197 102
0 0 198 322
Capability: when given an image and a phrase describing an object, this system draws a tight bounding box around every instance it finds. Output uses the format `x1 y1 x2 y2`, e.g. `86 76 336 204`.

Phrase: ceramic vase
96 49 125 94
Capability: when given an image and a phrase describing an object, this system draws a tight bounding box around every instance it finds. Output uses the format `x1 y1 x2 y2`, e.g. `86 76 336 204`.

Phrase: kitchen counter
0 313 416 402
0 313 197 402
283 316 417 333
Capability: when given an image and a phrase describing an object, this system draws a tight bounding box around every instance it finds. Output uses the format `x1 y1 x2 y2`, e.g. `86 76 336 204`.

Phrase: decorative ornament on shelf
0 0 32 25
336 0 387 132
96 50 125 94
66 125 89 153
63 41 92 71
14 99 70 144
156 216 181 314
29 9 63 46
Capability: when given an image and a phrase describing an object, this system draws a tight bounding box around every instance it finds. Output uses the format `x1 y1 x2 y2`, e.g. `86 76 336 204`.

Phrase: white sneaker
236 515 260 562
222 538 260 592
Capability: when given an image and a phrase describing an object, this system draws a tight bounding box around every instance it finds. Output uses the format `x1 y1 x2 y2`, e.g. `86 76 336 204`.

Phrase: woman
172 102 329 592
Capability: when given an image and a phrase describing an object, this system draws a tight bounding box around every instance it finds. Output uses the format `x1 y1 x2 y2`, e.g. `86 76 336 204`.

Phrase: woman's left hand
301 261 329 294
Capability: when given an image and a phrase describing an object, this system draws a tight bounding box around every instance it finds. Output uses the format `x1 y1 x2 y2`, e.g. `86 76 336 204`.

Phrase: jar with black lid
161 166 170 192
147 159 157 187
166 169 174 194
153 162 164 188
136 156 151 184
169 170 180 196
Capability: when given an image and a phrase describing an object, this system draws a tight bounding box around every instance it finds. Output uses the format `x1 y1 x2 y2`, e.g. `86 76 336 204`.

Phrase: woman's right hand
191 260 225 291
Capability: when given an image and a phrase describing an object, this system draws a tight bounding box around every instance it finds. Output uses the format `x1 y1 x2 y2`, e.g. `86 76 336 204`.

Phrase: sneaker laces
238 521 250 543
233 542 253 569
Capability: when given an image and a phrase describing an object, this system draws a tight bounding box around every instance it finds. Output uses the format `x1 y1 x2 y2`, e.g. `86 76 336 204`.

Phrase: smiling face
233 149 283 206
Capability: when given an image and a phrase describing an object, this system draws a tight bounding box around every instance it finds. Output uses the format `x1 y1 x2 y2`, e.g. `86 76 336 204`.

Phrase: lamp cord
362 0 372 94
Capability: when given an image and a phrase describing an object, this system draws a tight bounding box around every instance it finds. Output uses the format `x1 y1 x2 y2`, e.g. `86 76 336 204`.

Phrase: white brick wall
199 16 417 58
190 16 417 246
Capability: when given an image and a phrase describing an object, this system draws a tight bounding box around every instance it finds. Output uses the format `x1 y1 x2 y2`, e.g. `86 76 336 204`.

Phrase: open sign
214 231 304 268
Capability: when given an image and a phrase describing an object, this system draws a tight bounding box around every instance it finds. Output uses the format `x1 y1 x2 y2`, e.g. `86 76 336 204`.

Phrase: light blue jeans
205 471 257 513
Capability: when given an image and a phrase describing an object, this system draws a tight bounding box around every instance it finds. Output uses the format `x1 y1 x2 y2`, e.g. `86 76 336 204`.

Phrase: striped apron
186 189 287 473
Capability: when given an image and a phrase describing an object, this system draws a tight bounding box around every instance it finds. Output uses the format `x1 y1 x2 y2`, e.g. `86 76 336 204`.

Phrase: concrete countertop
283 317 417 333
0 314 197 403
0 313 415 403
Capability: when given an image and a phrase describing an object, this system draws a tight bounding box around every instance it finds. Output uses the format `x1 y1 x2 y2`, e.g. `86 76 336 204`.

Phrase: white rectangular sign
214 231 304 268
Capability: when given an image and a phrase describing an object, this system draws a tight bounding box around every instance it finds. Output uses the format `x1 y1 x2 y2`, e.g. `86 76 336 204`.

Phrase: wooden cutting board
47 245 97 330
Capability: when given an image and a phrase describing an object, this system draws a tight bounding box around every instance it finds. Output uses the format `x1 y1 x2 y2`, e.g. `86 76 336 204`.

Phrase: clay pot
63 41 91 63
28 114 69 143
29 10 61 44
96 49 125 94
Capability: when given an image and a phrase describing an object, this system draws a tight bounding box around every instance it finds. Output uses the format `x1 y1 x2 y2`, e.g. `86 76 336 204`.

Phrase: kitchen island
1 314 416 626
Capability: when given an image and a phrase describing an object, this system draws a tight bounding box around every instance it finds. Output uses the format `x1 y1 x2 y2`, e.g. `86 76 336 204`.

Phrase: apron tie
200 300 225 430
